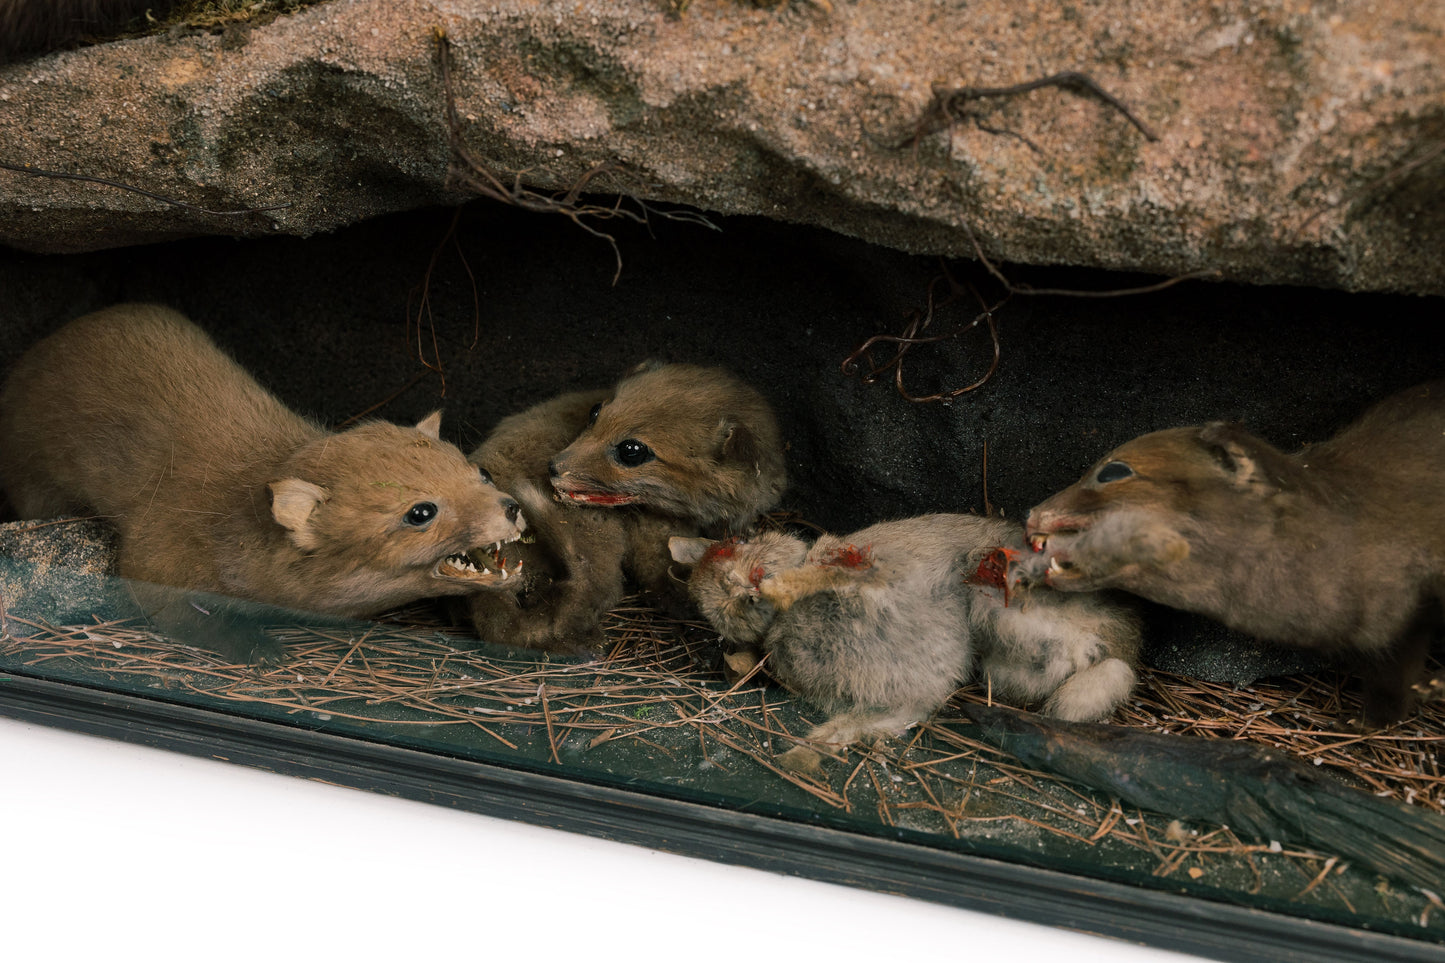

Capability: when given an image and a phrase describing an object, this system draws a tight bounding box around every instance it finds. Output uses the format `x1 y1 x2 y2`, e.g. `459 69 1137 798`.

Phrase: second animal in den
465 362 787 653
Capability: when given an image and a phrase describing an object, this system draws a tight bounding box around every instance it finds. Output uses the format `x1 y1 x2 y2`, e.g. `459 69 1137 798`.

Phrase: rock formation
0 0 1441 291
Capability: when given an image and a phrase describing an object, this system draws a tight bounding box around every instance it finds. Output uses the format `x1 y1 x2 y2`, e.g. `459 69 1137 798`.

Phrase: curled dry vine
841 260 1005 404
408 29 719 392
842 240 1218 403
893 70 1159 153
433 28 719 281
849 72 1217 402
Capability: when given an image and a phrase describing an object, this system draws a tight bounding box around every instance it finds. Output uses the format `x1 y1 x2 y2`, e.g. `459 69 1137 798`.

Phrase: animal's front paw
1412 672 1445 705
721 647 761 682
246 632 289 666
777 745 824 775
547 616 607 655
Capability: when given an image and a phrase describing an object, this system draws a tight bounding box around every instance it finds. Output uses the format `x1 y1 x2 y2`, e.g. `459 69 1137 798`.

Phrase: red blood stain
820 543 873 569
701 537 741 566
967 546 1020 606
748 564 767 588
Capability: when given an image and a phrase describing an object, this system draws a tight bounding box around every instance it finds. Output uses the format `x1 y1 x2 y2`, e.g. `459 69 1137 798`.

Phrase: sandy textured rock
0 0 1441 293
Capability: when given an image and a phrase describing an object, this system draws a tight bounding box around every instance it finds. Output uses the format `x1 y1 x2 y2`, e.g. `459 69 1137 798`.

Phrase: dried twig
896 70 1158 152
0 160 291 217
840 260 1004 403
432 29 717 286
959 221 1221 298
849 66 1215 403
843 236 1219 402
404 205 476 398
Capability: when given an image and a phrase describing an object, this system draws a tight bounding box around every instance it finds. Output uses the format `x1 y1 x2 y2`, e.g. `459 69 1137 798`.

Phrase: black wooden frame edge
2 672 1439 963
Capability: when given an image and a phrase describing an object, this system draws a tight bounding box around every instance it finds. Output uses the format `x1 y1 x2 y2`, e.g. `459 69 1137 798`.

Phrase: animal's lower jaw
1039 552 1094 589
436 538 525 586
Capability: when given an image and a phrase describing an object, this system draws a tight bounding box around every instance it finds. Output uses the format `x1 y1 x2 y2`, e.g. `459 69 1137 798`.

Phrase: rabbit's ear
669 536 715 566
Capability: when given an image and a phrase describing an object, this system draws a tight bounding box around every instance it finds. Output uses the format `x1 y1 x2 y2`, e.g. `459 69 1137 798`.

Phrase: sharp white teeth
500 567 509 580
1048 557 1064 575
1030 534 1048 552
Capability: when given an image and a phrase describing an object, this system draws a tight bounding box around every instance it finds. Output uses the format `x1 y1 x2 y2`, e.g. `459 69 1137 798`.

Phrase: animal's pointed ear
1197 422 1288 492
415 411 443 440
269 479 328 551
669 536 715 566
715 417 761 466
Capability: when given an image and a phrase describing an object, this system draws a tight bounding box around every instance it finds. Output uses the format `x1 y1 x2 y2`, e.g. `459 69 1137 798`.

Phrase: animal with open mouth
0 303 526 661
670 514 1140 770
1013 381 1445 726
548 362 787 530
465 362 787 653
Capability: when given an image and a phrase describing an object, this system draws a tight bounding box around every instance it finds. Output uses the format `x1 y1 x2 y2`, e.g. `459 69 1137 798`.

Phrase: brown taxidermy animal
0 0 172 62
467 362 787 653
0 304 526 661
670 515 1140 770
549 362 787 530
465 389 686 653
1017 381 1445 726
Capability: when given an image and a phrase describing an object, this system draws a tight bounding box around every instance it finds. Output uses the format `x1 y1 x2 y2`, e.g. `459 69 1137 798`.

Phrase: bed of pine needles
4 593 1443 921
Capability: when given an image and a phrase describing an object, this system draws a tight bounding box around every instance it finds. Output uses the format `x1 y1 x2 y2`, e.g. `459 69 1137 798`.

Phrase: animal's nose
1023 507 1054 536
503 499 521 524
547 458 561 479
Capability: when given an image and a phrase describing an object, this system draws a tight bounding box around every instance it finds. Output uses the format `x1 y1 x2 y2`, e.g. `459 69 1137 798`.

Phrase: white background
1 715 1202 961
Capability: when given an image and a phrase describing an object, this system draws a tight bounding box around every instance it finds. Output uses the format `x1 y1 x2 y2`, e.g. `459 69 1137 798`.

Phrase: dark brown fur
0 304 526 659
1019 382 1445 725
466 390 683 653
549 363 786 530
0 0 171 62
466 363 786 653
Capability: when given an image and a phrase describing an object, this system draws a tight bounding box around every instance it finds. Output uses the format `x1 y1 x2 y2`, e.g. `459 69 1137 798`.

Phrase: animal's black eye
588 402 602 426
614 439 654 467
476 465 494 486
404 502 438 526
1095 461 1134 484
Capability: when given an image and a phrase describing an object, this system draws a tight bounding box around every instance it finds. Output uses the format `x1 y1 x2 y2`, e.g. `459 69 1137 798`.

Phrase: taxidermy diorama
2 0 1444 946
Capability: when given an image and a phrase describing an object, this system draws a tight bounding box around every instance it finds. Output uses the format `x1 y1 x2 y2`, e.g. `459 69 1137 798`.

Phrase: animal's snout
503 498 521 524
1024 506 1069 539
547 458 561 479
